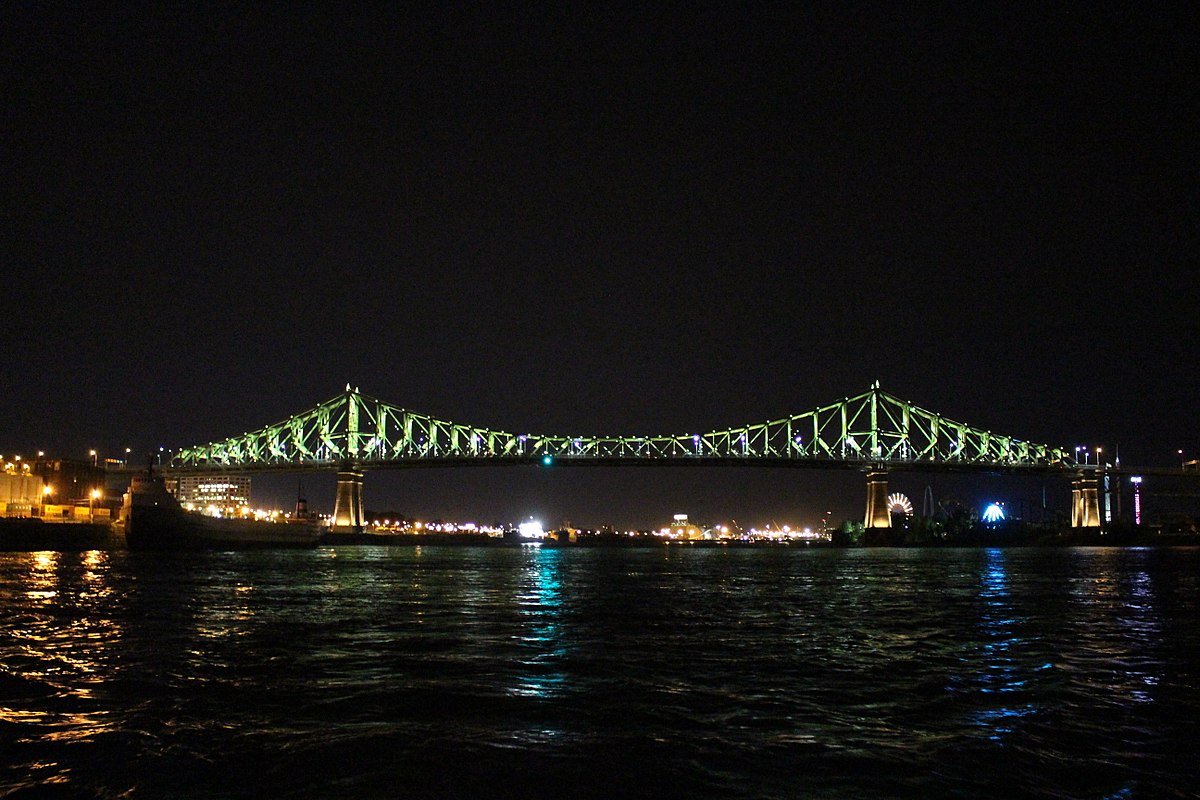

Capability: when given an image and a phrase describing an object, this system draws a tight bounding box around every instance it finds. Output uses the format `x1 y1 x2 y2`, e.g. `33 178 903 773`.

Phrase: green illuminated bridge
168 382 1102 530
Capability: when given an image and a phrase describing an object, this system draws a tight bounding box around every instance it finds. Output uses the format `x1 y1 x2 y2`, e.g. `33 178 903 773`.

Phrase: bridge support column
332 466 365 532
1071 473 1101 528
864 469 891 529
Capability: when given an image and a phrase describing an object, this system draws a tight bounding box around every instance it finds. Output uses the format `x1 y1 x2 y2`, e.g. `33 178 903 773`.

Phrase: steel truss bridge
173 382 1072 472
168 383 1099 529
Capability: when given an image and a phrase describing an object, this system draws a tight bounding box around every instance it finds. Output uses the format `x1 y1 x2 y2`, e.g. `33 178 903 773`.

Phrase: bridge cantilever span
168 382 1083 531
171 382 1072 471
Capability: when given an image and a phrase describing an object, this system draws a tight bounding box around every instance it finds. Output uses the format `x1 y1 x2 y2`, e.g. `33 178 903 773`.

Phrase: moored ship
120 473 324 550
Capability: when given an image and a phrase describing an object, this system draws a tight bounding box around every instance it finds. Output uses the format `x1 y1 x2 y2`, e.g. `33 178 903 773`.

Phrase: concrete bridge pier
865 469 892 529
332 465 365 532
1071 472 1101 528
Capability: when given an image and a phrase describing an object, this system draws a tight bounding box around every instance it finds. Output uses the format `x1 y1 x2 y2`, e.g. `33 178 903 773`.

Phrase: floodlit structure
167 383 1087 531
518 519 545 539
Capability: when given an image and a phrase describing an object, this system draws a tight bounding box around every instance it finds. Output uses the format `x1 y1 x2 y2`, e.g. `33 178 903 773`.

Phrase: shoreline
3 517 1196 552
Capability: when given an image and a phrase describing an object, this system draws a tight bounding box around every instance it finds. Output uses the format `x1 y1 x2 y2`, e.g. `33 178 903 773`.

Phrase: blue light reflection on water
2 546 1200 799
963 548 1040 741
511 544 568 700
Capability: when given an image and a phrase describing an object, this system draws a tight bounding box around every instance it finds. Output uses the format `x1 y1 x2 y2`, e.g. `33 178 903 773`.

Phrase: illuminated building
666 514 704 539
29 457 105 503
1 466 42 516
518 519 546 539
172 475 251 512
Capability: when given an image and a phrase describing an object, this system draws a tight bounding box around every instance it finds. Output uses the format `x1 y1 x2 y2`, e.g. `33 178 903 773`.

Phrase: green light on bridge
167 384 1072 471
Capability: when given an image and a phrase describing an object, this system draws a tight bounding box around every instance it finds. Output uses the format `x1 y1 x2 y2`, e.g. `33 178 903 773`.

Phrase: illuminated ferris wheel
886 493 914 517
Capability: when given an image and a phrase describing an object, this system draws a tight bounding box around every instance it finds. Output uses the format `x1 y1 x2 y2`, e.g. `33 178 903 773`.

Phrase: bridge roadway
146 383 1185 532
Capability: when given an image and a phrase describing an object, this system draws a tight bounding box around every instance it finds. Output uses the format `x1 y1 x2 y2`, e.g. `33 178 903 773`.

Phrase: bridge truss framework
172 382 1071 473
167 383 1094 531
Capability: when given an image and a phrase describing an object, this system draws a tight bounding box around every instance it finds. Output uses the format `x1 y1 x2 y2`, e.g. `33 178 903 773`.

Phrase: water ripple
2 547 1199 798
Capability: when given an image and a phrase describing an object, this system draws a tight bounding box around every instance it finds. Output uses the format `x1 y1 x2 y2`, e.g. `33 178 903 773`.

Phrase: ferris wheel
886 493 914 516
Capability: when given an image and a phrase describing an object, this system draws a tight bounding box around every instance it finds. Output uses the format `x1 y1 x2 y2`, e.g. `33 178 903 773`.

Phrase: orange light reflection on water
2 550 124 745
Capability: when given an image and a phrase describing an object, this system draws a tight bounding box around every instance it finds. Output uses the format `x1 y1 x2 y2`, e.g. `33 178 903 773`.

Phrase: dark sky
3 5 1196 526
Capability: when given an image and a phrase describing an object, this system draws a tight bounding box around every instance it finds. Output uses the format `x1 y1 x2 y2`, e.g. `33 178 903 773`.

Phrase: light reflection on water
1120 560 1163 705
1 549 124 790
966 548 1040 740
1077 549 1164 707
511 545 568 700
1 546 1198 800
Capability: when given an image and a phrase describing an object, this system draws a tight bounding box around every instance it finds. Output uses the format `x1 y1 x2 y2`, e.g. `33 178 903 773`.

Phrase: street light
89 449 97 467
89 488 100 522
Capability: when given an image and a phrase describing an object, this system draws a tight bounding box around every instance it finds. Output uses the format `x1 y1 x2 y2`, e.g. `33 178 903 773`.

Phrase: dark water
2 545 1199 799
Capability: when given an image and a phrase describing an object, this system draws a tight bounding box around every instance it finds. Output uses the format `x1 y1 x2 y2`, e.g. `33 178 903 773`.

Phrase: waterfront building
170 475 252 512
664 514 705 539
1 465 42 516
29 457 106 503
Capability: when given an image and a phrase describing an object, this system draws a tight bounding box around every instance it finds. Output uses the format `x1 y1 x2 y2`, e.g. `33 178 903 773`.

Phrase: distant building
171 475 252 511
1 467 43 516
6 456 106 516
31 458 105 503
665 513 705 539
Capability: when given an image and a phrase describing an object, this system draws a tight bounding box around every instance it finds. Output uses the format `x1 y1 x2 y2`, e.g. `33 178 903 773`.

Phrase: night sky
4 5 1196 527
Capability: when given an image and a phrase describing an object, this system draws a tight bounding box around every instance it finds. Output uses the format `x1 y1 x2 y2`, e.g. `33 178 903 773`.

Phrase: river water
2 545 1198 799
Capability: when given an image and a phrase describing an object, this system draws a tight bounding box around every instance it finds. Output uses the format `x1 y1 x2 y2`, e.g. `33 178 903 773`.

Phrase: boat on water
120 473 325 550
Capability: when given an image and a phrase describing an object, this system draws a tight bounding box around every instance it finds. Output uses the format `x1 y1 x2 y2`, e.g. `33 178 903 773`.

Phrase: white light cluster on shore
654 524 829 542
182 502 331 523
174 502 834 541
364 519 505 536
517 520 545 539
